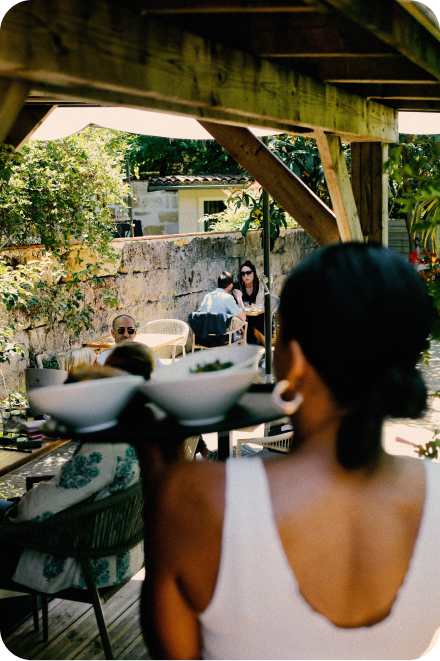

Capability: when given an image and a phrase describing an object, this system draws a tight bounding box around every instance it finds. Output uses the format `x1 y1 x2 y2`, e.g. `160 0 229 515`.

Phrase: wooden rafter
315 132 363 242
0 0 397 142
199 121 340 246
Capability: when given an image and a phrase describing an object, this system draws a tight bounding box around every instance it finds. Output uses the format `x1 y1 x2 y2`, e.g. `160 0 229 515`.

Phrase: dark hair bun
381 367 427 419
279 243 434 471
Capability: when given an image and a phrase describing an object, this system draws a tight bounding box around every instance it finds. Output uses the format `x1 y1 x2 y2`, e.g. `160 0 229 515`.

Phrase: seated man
200 271 246 322
97 314 137 366
192 271 247 347
97 315 163 369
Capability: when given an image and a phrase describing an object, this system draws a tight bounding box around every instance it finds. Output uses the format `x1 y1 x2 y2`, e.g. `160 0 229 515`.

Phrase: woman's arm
232 287 245 312
142 462 225 660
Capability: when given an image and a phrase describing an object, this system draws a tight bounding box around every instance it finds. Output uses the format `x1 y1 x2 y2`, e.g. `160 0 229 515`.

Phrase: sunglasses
241 270 253 276
116 327 135 335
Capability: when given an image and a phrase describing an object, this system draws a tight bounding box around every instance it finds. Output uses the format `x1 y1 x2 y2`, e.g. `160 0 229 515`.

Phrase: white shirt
200 288 241 318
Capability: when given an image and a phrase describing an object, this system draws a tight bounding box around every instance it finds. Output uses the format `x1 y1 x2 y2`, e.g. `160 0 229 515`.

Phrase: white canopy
29 107 279 141
29 106 440 142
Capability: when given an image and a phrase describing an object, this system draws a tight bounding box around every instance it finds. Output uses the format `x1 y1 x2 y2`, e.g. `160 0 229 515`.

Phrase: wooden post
0 79 31 144
199 121 340 245
315 132 363 242
261 135 272 382
351 142 389 245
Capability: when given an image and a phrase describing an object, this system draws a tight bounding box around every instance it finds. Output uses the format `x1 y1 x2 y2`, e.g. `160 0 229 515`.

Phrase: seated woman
142 243 440 660
0 365 144 594
232 260 265 345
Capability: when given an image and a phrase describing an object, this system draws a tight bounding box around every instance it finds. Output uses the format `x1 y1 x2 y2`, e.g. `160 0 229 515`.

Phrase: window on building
203 200 226 231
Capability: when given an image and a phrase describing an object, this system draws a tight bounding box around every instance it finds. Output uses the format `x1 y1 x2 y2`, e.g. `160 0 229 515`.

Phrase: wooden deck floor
1 572 150 660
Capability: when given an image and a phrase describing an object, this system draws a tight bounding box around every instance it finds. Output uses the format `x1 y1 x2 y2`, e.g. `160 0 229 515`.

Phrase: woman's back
199 455 439 660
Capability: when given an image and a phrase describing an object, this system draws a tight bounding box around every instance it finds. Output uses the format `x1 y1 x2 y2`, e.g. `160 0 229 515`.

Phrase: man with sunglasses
97 314 137 366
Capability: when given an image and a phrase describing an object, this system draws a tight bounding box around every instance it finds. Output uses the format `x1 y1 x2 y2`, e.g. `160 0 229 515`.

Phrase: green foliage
413 428 440 460
386 135 440 249
0 389 27 408
0 128 129 365
0 128 129 253
127 135 243 178
0 256 51 363
267 135 331 206
41 356 60 370
200 185 298 248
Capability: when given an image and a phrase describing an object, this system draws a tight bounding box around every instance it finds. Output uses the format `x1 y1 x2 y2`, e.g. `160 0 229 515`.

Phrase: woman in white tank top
142 243 439 660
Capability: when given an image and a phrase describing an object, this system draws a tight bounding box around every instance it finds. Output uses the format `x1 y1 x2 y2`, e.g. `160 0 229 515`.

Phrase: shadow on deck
1 572 150 660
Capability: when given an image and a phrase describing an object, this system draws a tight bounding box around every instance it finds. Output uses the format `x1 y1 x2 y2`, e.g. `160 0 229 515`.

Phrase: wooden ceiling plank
172 13 396 58
0 0 398 142
0 78 31 143
198 120 340 246
323 0 440 82
137 0 321 13
5 103 57 149
275 56 437 83
315 132 363 242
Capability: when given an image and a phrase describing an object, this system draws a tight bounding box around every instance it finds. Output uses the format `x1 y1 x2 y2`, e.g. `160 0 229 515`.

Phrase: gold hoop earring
272 380 303 415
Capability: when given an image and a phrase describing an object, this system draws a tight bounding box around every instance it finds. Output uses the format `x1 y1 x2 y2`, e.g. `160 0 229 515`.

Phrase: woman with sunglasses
233 260 265 345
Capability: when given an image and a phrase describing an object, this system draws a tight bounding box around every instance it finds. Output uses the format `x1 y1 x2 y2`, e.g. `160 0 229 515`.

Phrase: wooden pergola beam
315 132 363 242
0 78 31 143
5 103 57 149
199 121 340 246
0 0 397 142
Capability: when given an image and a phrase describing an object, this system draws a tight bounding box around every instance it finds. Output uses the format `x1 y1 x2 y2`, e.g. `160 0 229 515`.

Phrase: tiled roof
148 173 251 187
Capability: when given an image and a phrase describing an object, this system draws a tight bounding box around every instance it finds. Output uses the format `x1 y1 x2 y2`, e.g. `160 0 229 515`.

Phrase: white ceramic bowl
138 345 260 425
27 375 144 433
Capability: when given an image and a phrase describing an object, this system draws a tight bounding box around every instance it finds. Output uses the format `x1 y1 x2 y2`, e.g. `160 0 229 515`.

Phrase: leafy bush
0 127 129 365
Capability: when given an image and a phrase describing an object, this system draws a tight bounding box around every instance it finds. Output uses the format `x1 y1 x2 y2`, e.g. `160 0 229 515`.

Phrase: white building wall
131 182 178 236
178 188 229 233
111 182 229 236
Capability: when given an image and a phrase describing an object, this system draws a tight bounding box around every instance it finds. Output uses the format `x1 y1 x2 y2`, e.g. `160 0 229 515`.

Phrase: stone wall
0 227 317 395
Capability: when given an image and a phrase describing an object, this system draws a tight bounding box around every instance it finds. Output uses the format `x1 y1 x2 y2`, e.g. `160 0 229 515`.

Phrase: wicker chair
0 481 144 660
235 430 293 457
137 319 189 361
191 315 248 352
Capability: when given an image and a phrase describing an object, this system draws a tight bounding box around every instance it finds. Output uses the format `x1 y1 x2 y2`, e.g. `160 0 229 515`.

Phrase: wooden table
244 306 264 317
0 439 71 478
85 333 184 353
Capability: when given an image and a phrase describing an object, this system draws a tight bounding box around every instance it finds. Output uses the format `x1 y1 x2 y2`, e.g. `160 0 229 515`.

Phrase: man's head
217 271 233 293
111 314 137 344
